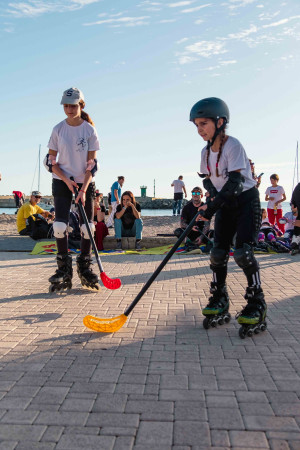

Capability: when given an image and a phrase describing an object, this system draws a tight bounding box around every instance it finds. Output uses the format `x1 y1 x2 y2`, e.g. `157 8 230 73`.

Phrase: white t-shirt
265 185 285 209
200 136 256 192
48 120 100 183
172 179 185 193
283 211 296 231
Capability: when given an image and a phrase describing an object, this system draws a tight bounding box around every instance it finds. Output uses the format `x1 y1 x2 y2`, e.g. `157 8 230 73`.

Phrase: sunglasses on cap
34 195 42 199
192 192 201 196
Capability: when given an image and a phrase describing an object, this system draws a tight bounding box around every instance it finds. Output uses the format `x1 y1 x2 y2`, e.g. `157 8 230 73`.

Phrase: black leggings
52 178 95 255
212 187 262 287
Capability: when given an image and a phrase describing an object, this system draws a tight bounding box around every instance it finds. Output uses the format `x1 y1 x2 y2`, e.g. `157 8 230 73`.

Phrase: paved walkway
0 251 300 449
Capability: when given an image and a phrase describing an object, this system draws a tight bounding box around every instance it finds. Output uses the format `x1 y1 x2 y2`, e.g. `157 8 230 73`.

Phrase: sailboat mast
38 144 41 192
297 141 299 185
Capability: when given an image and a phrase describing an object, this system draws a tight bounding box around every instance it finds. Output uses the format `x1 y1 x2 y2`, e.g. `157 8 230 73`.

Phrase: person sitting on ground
94 193 109 251
174 186 212 250
265 174 286 233
258 208 281 244
278 203 298 244
114 191 143 250
16 191 53 236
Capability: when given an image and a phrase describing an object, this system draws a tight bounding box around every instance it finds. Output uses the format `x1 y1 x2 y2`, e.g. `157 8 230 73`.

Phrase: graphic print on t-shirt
76 138 88 152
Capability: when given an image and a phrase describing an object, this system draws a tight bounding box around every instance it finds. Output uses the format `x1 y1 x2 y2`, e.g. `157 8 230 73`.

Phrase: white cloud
181 4 211 13
220 59 237 65
227 24 258 39
185 40 227 58
262 16 300 28
194 19 204 24
176 37 188 44
159 18 177 23
84 15 150 26
167 1 194 7
178 55 198 64
3 23 15 32
223 0 258 10
6 0 100 17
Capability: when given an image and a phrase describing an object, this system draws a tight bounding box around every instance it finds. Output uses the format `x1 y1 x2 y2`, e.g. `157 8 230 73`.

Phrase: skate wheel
49 285 57 293
203 317 210 329
260 323 267 332
210 320 217 328
247 329 253 337
224 314 231 323
218 318 224 325
254 327 260 334
239 327 246 339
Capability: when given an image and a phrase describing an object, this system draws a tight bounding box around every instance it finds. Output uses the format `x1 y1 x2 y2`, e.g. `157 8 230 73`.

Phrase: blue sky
0 0 299 201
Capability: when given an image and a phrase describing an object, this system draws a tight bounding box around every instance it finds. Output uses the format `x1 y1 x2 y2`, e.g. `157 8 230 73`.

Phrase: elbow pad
43 154 57 173
201 171 245 220
86 159 98 177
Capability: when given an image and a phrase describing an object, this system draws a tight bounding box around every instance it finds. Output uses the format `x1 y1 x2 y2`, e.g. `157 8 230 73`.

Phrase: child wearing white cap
44 87 100 292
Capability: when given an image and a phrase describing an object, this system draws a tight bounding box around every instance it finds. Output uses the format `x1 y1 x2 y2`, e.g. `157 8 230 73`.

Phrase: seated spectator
258 208 282 243
114 191 143 250
174 186 212 250
16 191 53 237
94 195 109 251
278 203 298 244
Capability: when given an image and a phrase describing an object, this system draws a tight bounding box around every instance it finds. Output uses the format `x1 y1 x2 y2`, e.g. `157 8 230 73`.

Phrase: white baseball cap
60 87 84 105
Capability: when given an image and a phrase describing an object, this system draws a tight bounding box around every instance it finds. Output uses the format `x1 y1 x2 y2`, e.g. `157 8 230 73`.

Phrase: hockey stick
72 179 121 290
83 209 204 332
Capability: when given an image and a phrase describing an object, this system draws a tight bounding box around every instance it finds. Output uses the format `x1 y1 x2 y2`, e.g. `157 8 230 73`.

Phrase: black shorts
52 178 95 225
174 192 183 201
214 187 261 250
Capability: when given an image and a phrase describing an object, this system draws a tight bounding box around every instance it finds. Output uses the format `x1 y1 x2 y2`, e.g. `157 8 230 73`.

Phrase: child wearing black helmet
190 97 267 338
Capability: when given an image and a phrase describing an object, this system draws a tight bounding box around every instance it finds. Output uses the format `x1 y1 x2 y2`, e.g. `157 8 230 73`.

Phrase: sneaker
116 241 122 250
135 240 142 250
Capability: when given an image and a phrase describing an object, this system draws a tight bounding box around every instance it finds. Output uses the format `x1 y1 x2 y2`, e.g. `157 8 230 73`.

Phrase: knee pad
80 223 95 239
174 228 183 238
210 247 229 268
53 221 67 239
234 243 257 269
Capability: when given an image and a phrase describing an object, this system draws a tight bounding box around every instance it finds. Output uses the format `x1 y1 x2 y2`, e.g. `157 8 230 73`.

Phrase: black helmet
190 97 230 123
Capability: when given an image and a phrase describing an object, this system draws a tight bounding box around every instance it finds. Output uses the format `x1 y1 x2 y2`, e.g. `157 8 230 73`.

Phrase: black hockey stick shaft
71 179 104 274
124 210 203 316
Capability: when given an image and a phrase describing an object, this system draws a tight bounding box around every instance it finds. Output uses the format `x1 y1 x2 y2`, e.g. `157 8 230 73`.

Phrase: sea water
0 202 292 216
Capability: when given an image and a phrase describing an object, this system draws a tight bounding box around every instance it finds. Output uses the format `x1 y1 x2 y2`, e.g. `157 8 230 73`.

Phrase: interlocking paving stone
135 421 173 446
1 252 300 448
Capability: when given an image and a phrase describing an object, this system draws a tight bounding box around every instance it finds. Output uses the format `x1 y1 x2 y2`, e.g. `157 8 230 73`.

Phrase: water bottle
274 205 277 216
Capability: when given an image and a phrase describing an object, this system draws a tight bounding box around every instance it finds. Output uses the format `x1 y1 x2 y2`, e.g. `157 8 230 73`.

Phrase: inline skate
202 283 231 329
49 254 73 293
237 286 267 338
76 254 100 291
290 235 300 256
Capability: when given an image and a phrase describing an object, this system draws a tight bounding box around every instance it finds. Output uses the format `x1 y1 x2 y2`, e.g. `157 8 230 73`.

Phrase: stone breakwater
0 196 188 209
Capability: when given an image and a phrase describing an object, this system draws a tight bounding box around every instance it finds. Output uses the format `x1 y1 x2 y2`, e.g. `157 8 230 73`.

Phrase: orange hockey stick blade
83 313 127 333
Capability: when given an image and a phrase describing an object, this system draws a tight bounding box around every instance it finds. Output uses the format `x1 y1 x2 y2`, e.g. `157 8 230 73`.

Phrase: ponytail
206 122 227 177
215 129 226 177
79 101 95 126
